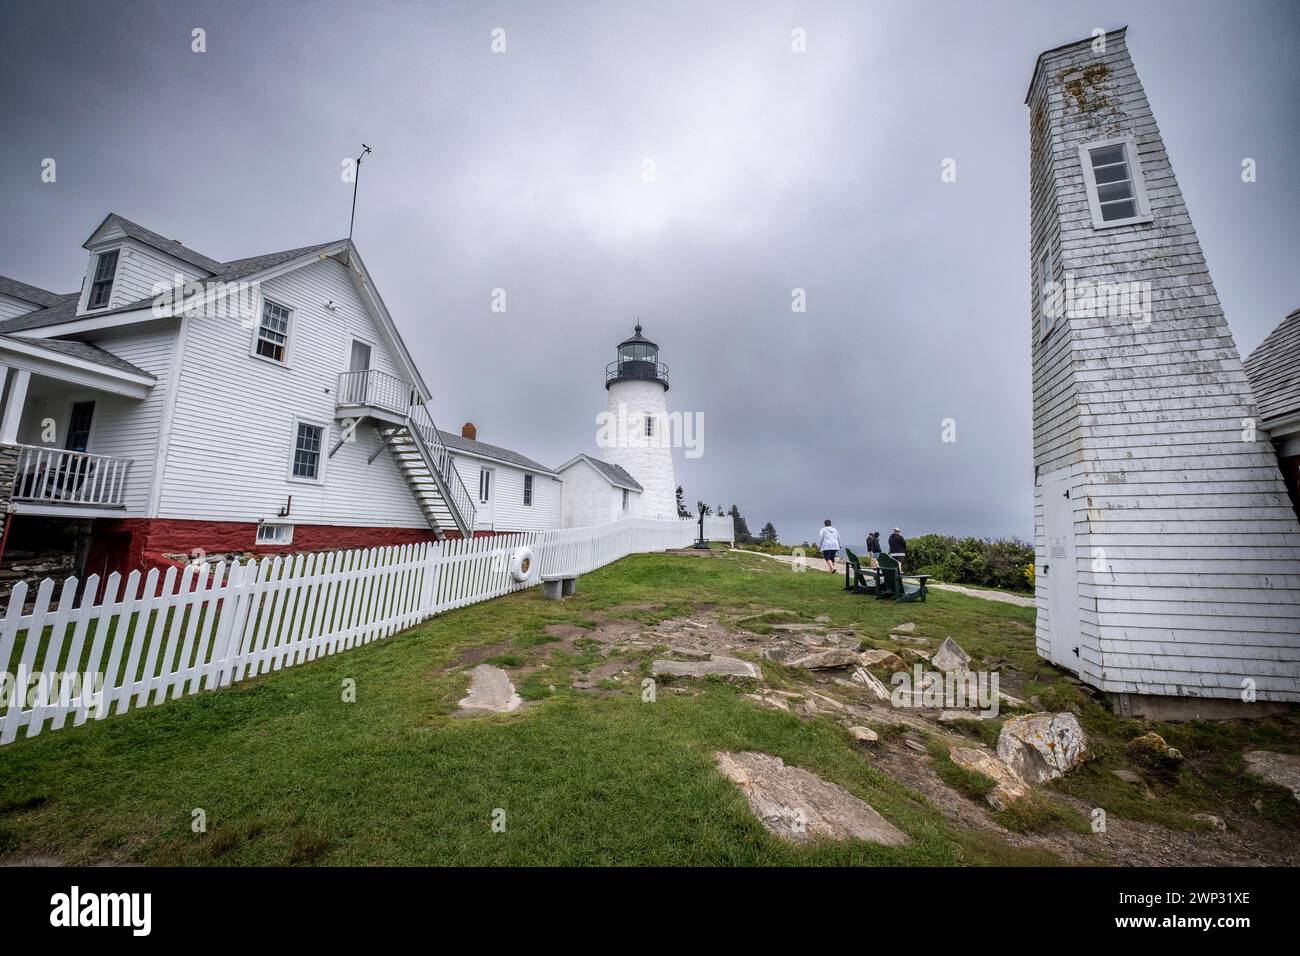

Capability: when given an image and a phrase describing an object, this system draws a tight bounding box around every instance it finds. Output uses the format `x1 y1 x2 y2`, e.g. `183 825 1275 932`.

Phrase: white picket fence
0 515 729 745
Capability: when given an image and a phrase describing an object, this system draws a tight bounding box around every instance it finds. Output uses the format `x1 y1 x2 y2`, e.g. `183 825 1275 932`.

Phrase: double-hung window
87 250 119 309
1079 136 1151 228
292 422 324 480
255 299 292 363
1037 244 1055 339
523 474 533 506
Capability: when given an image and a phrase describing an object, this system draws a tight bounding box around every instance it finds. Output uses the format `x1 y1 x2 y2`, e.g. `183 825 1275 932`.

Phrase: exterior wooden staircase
334 371 476 539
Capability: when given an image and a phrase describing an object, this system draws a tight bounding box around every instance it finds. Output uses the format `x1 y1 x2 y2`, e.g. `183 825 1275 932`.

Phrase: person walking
866 531 881 567
816 519 841 572
888 528 907 569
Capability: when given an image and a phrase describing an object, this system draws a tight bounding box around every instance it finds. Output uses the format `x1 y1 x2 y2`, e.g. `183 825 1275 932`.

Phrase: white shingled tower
1026 28 1300 715
602 323 678 519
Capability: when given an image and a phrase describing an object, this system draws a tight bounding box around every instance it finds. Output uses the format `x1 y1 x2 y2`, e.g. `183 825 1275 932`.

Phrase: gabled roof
0 275 68 310
212 241 343 284
0 239 347 332
0 334 155 379
85 213 225 274
0 227 342 333
1 214 429 403
0 293 81 333
438 430 557 476
1245 308 1300 429
555 454 643 492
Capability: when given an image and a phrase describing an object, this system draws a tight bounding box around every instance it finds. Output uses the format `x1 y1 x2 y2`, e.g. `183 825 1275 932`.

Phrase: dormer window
87 250 119 309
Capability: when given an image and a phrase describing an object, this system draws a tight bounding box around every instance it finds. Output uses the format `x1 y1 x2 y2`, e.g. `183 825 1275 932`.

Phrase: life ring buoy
509 546 534 582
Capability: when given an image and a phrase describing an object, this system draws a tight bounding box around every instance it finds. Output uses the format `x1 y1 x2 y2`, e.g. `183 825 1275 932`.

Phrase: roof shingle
0 333 155 379
556 454 643 491
90 214 226 274
0 275 68 310
1245 308 1300 427
438 430 557 475
0 218 344 335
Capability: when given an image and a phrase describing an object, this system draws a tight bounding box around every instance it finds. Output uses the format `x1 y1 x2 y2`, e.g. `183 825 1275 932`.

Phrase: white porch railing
11 445 132 508
336 368 417 413
0 515 697 744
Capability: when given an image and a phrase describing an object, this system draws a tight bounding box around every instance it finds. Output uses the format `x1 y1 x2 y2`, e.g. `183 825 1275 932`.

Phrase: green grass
0 549 1295 865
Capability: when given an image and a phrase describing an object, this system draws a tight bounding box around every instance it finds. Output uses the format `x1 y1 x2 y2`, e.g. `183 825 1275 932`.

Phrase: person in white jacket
815 519 841 572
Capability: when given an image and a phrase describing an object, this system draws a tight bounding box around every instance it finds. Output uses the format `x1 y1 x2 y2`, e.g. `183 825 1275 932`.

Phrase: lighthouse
601 323 679 519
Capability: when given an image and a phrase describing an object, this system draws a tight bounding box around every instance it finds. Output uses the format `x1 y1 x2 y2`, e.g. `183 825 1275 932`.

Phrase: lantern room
605 323 669 391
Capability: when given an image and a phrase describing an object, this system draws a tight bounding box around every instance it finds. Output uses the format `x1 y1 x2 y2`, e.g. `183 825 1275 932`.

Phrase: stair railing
404 404 477 537
336 370 478 537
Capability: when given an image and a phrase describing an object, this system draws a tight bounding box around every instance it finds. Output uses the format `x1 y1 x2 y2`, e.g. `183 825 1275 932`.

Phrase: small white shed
555 454 643 528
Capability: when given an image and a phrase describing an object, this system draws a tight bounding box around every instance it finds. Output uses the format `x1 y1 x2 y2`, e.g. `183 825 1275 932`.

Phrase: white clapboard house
1026 29 1300 715
0 213 559 581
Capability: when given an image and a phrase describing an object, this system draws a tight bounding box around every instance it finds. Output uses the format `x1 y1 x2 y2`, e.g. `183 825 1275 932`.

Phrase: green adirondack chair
843 548 879 595
876 552 929 603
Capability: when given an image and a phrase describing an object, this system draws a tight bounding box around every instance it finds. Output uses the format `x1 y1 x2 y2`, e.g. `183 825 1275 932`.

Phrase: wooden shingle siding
1027 30 1300 701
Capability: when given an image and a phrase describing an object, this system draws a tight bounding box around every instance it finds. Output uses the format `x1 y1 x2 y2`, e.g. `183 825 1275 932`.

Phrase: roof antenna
348 143 373 242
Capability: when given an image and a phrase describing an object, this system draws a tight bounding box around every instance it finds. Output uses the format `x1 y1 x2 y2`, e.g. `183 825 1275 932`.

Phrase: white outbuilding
555 454 643 528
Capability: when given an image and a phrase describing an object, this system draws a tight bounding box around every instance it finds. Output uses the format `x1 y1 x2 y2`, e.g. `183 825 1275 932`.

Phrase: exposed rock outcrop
996 712 1089 784
716 751 908 845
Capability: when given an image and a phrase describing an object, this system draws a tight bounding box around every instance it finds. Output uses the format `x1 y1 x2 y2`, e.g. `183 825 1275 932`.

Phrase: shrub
907 534 1035 592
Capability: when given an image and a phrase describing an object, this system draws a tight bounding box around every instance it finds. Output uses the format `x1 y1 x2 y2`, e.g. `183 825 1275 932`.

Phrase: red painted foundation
85 517 498 580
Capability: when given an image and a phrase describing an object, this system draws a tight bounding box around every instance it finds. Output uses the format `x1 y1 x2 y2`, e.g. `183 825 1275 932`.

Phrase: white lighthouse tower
601 323 678 519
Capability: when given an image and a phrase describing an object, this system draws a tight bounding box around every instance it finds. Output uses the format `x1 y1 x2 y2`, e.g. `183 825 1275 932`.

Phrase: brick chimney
461 422 477 440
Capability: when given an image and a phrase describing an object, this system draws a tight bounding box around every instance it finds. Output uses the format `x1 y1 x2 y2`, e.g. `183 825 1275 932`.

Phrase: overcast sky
2 0 1297 545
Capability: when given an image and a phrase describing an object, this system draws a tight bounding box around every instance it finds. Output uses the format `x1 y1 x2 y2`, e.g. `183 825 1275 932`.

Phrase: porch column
0 367 30 444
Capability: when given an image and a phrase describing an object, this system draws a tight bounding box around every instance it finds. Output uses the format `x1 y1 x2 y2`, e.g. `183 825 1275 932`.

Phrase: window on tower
1037 243 1055 340
644 416 654 438
1078 135 1152 229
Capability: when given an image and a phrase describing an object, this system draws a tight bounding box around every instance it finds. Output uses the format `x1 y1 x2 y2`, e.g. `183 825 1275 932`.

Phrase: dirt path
729 549 1035 608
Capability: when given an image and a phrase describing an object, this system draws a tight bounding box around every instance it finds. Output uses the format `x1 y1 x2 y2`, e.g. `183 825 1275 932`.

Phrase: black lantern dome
606 322 669 391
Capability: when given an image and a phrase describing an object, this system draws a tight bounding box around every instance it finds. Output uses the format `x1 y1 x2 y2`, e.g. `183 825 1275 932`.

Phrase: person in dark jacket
866 532 882 566
888 528 906 568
